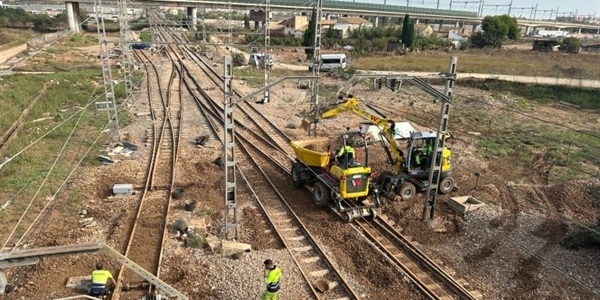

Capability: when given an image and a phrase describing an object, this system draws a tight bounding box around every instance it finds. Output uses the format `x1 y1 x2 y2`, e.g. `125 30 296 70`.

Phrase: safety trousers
261 290 279 300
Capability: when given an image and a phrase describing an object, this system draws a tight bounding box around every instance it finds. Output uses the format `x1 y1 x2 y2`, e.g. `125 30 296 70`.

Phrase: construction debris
97 155 118 164
173 217 189 232
78 217 96 228
196 135 209 147
447 196 485 214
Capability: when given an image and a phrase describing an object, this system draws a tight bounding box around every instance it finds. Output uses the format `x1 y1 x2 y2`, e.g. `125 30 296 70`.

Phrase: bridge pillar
187 7 197 31
254 21 259 31
578 27 582 34
325 13 331 20
415 19 420 24
374 16 379 27
65 1 80 33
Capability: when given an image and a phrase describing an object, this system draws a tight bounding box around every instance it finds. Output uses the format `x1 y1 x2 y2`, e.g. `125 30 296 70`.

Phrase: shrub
562 37 581 54
185 233 206 248
232 52 246 66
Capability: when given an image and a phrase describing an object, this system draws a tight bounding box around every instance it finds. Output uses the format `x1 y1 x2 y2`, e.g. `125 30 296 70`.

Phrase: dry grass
351 49 600 79
0 29 35 50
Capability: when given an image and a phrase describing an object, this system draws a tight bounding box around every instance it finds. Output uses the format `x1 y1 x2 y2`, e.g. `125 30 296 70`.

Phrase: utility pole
94 0 120 142
200 8 206 42
508 0 513 16
221 73 319 240
422 57 457 221
453 1 480 12
512 6 535 18
117 0 133 100
530 4 537 19
263 0 271 103
308 0 323 136
222 56 238 241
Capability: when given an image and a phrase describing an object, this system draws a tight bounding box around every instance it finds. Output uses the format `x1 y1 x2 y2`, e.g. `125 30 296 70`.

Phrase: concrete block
222 240 251 253
113 183 133 196
448 196 485 214
65 275 91 293
205 234 220 252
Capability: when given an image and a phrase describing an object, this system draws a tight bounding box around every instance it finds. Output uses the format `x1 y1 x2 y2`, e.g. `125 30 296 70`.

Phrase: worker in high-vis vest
262 259 282 300
90 263 116 297
336 144 355 166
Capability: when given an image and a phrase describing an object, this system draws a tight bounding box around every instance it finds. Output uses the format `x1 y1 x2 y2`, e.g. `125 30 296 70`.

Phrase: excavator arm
304 97 405 169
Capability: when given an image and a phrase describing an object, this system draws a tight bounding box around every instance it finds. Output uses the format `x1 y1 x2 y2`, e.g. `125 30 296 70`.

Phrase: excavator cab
406 131 453 176
407 133 436 172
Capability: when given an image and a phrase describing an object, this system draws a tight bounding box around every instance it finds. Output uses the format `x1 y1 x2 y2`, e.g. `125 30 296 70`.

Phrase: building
415 24 434 37
448 29 468 48
332 16 372 38
280 15 309 38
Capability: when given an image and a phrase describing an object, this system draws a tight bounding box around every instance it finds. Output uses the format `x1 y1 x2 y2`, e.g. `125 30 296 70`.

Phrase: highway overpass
65 0 600 34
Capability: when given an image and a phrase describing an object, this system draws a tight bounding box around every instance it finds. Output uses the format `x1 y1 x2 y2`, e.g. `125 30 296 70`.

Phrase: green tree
471 15 520 48
243 13 250 30
400 14 415 48
33 14 54 32
498 15 520 39
562 37 581 53
302 8 316 59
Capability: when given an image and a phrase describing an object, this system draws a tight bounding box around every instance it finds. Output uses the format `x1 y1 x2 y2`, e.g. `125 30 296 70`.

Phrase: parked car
248 53 273 67
132 43 150 50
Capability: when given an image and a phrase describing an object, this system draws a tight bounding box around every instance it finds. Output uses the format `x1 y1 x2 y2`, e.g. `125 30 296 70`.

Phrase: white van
309 53 347 72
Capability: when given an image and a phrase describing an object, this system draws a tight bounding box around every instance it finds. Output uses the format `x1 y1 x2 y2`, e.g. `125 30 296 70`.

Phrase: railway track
184 87 361 300
179 40 482 300
179 45 293 154
353 217 482 300
152 32 360 300
112 47 182 299
148 19 482 300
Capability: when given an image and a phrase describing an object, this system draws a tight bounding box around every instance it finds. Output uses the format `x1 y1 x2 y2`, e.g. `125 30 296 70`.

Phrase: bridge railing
198 0 477 18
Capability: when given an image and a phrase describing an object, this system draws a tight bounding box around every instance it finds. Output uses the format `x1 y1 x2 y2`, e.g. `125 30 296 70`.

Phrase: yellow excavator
302 95 454 201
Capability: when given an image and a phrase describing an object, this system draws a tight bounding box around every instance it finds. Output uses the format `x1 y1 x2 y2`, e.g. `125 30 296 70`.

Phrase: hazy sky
358 0 599 18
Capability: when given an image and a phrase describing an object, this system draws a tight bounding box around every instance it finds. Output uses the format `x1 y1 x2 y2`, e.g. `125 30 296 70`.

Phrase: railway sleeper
301 256 320 263
309 269 330 277
292 245 313 252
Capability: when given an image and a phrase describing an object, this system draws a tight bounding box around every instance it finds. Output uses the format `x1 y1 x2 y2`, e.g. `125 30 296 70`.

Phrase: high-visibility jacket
265 266 282 293
91 270 113 284
337 145 355 158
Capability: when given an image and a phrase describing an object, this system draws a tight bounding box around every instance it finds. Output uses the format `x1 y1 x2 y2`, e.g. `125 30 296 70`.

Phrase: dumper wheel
343 211 354 223
292 162 305 188
313 182 331 207
396 182 417 201
438 177 454 194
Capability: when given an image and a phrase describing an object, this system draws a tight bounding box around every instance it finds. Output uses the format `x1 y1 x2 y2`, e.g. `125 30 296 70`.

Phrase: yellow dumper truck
290 137 380 222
